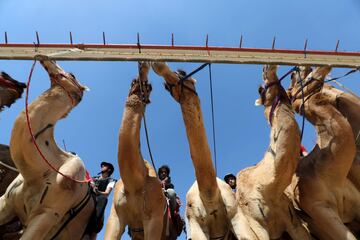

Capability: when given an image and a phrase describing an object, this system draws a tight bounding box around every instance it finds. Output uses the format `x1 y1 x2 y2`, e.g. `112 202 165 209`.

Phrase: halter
260 81 290 126
164 71 198 103
48 72 84 107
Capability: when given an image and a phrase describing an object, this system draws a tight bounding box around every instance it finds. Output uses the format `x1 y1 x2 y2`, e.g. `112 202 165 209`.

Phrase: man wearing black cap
224 173 237 192
89 162 116 240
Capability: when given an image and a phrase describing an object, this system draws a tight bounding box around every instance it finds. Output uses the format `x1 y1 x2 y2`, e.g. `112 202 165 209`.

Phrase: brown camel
321 83 360 191
0 72 25 240
0 71 25 195
104 62 178 240
234 65 310 240
0 72 25 195
0 57 94 240
287 66 360 239
152 62 255 240
0 71 26 112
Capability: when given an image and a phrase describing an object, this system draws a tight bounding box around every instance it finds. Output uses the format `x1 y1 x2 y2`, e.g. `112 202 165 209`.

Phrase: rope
208 64 218 174
180 63 209 81
136 63 157 173
332 79 358 97
295 68 306 142
25 60 90 183
325 68 360 83
0 160 19 172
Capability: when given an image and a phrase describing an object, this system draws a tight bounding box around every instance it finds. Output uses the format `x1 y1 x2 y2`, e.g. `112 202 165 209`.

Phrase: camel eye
69 73 76 79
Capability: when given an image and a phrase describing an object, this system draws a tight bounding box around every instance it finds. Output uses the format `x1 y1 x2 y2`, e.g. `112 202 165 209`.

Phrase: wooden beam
0 43 359 68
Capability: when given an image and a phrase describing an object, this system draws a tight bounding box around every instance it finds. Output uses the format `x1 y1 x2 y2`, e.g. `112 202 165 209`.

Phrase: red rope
25 60 90 183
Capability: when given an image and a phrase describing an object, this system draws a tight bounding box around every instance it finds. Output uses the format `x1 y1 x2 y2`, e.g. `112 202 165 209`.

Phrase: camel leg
187 218 207 240
308 205 356 240
143 216 163 240
104 204 125 240
20 210 63 240
0 195 16 225
230 211 258 240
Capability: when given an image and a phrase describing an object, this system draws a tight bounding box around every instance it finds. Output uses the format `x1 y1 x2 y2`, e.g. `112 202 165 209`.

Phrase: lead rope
136 63 157 174
208 64 218 174
26 60 90 183
295 68 306 142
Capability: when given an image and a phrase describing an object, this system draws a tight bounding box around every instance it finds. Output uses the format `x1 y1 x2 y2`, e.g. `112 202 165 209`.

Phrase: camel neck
263 102 300 195
118 94 147 191
303 93 355 179
27 87 73 130
10 87 74 179
180 94 219 201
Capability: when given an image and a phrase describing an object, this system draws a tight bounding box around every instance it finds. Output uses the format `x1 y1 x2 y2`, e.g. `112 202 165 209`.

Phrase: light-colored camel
105 62 175 240
234 65 310 240
152 62 255 240
287 66 360 239
0 58 94 240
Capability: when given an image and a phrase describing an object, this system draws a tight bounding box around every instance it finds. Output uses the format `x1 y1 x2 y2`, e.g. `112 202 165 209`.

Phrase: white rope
332 80 358 97
0 160 19 172
44 48 83 58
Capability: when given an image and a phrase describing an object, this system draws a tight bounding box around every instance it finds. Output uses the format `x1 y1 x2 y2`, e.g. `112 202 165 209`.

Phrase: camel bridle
48 72 84 107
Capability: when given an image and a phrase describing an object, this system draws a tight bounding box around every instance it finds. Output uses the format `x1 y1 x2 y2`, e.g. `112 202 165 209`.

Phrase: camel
0 71 26 113
105 62 179 240
0 71 25 195
232 65 310 240
320 81 360 191
0 72 25 240
0 57 94 240
287 66 360 239
152 62 255 240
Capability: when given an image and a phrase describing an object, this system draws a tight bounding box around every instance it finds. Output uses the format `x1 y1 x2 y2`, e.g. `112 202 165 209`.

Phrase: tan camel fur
152 62 255 240
104 62 171 240
234 65 310 240
287 66 360 240
0 58 94 240
320 84 360 191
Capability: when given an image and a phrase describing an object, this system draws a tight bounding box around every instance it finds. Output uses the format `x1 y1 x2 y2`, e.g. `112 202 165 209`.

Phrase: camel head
128 62 152 104
288 65 331 102
152 62 197 103
288 66 312 91
0 72 26 111
255 64 282 106
37 55 88 106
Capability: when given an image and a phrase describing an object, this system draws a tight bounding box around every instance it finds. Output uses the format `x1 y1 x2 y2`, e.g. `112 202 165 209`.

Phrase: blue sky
1 1 360 239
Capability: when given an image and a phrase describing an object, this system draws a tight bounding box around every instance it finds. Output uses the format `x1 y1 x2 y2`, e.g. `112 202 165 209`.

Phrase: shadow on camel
286 66 360 240
235 65 310 240
0 56 95 240
105 62 180 240
152 62 255 240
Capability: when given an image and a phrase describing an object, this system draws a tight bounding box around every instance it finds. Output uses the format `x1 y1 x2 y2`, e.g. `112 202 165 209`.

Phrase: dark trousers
94 195 108 233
